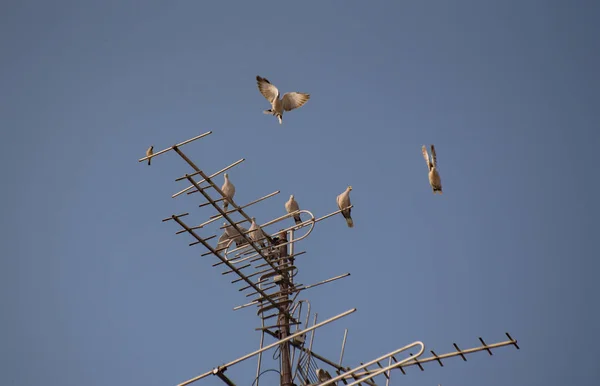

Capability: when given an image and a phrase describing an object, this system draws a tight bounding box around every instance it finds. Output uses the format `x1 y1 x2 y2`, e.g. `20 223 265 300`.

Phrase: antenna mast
139 131 520 386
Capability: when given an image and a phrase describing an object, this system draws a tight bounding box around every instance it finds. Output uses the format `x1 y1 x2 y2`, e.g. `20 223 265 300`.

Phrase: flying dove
285 194 302 225
256 75 310 124
146 145 153 165
336 186 353 228
422 145 442 194
248 217 267 249
316 369 335 385
221 173 236 211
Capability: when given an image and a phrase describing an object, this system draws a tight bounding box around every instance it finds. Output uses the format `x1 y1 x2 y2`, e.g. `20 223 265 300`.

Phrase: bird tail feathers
345 217 354 228
263 109 272 115
294 215 302 225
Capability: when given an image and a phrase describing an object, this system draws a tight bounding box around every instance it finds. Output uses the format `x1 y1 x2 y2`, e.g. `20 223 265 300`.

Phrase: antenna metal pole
279 228 293 386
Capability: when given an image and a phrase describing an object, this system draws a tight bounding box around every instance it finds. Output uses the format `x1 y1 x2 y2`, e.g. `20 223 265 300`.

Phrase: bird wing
257 76 279 102
421 145 432 171
282 92 310 111
337 191 350 210
146 146 153 157
430 144 438 168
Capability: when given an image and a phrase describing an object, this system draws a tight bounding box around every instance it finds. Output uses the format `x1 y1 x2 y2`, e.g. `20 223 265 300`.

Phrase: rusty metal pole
278 229 293 386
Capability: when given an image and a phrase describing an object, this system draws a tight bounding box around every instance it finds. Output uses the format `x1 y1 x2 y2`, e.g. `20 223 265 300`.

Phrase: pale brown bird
336 186 354 228
422 145 443 194
146 145 153 165
221 173 236 211
248 217 267 249
256 75 310 124
285 194 302 225
316 369 335 385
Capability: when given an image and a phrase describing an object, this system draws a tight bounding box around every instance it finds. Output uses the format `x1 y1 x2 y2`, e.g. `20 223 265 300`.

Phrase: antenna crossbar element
138 131 213 165
212 367 236 386
176 308 357 386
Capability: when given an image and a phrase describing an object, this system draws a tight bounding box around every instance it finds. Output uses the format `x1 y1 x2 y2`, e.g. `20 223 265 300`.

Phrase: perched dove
146 145 153 165
336 186 354 228
285 194 302 225
216 231 232 252
223 222 249 248
221 173 236 211
422 145 442 194
316 369 334 385
256 75 310 124
248 217 267 249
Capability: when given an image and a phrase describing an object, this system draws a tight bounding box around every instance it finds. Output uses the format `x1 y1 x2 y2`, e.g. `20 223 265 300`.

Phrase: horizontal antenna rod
138 131 212 163
172 158 245 198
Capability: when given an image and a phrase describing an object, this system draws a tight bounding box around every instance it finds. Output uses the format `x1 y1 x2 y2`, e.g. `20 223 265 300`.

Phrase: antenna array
139 132 520 386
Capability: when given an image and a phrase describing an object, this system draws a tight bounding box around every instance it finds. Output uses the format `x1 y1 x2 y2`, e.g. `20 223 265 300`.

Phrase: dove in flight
256 75 310 124
285 194 302 225
248 217 267 249
146 145 153 165
422 145 442 194
316 369 335 385
336 186 354 228
221 173 236 211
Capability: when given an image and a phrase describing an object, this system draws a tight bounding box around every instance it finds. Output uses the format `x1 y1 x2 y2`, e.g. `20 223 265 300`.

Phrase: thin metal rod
162 213 189 222
176 308 357 386
255 282 266 386
305 313 317 381
295 273 351 292
209 191 280 219
215 372 236 386
138 131 212 163
385 357 392 386
339 329 348 366
172 158 244 198
319 342 425 386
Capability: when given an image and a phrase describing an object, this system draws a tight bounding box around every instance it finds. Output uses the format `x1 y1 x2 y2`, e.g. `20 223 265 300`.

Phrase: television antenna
139 131 520 386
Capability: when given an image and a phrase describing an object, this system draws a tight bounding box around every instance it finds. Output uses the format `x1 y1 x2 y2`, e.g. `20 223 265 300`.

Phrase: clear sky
1 1 598 385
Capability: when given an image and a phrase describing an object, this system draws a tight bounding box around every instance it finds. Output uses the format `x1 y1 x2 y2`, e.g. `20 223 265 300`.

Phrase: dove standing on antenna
256 75 310 124
336 186 354 228
285 194 302 225
316 369 335 385
248 217 267 249
146 145 153 165
222 222 249 248
221 173 236 211
422 145 443 194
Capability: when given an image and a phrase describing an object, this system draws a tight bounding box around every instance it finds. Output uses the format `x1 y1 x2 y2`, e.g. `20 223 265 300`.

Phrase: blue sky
1 1 598 385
